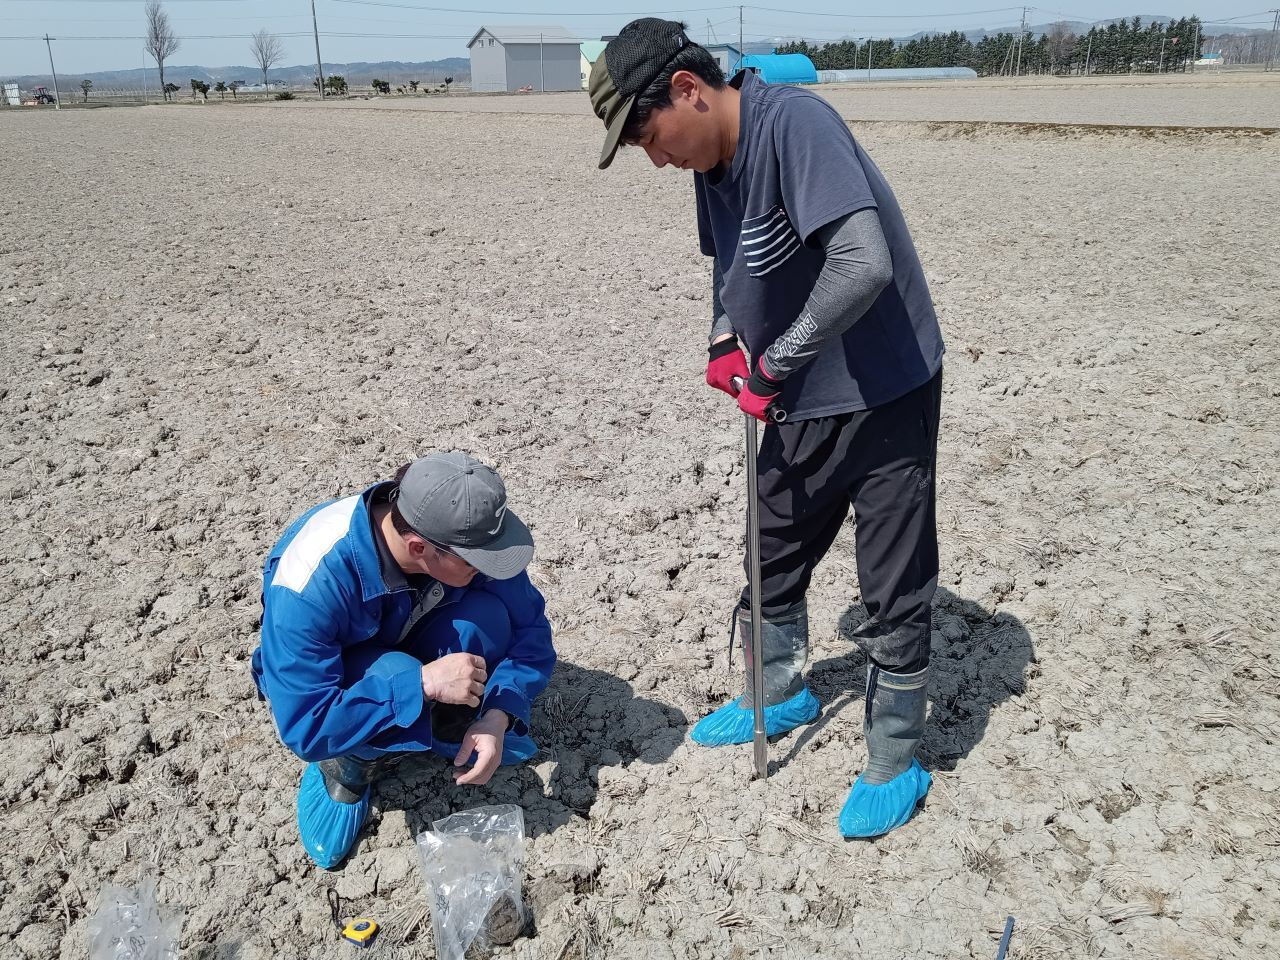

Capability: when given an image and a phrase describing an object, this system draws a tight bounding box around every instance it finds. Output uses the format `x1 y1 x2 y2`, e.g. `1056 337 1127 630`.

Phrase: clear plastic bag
416 804 529 959
86 873 184 960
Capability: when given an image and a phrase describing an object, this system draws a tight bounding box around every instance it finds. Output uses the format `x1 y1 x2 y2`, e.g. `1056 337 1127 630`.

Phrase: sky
3 1 1275 76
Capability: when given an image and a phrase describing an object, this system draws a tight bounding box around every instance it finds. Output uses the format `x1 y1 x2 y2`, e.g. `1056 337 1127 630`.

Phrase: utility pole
1083 32 1093 76
1190 20 1200 72
1266 9 1280 72
310 0 326 98
540 33 545 91
44 34 61 109
1014 6 1028 77
738 6 744 72
140 1 147 103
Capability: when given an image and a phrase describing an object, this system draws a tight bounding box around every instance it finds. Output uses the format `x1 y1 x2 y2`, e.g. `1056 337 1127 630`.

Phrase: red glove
706 336 749 397
738 363 783 423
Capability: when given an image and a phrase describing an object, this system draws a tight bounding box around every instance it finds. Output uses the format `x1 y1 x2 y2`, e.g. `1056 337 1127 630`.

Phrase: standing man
589 20 944 838
252 453 556 868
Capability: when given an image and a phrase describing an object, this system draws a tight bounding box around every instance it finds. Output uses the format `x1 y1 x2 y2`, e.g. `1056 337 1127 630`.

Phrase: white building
468 25 581 92
580 41 606 90
704 43 744 77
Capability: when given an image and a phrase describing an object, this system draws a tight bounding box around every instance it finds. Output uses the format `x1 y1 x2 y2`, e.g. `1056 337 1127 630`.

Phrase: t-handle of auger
729 377 788 424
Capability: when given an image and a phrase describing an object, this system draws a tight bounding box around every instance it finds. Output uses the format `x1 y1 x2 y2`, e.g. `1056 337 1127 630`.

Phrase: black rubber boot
690 602 819 747
862 663 929 785
317 755 388 804
738 601 810 709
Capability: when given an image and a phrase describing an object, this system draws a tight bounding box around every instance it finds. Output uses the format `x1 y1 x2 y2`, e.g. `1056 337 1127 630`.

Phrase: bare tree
250 30 285 89
1046 21 1076 74
145 2 180 101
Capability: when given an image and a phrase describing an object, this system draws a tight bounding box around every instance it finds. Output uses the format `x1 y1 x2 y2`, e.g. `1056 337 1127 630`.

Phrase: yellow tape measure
327 889 380 949
340 917 379 947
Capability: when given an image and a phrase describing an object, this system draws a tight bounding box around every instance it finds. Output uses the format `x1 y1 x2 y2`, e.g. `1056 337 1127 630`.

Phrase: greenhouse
738 53 819 84
817 67 978 83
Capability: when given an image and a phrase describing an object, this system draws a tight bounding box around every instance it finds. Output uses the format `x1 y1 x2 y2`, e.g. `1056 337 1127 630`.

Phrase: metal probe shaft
731 375 769 780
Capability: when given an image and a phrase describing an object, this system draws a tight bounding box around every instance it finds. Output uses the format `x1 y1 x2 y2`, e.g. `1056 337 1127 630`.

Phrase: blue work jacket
251 484 555 762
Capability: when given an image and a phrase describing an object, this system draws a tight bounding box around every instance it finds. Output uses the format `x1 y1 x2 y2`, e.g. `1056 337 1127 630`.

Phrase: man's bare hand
453 710 508 786
422 653 487 707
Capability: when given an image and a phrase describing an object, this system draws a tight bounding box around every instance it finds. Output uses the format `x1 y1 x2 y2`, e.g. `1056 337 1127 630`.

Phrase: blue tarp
739 53 818 85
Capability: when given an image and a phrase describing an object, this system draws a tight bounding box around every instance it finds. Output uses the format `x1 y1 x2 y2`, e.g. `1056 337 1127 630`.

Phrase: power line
16 0 253 3
1214 9 1280 21
6 14 303 23
12 18 1269 44
318 31 600 38
328 0 736 13
9 6 1274 64
1026 6 1091 19
15 3 1272 30
3 12 519 27
0 32 315 41
744 5 1024 18
0 31 604 41
16 0 1276 18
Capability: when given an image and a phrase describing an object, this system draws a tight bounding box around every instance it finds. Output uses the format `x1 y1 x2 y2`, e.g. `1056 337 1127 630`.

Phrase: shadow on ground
365 660 688 846
778 587 1035 772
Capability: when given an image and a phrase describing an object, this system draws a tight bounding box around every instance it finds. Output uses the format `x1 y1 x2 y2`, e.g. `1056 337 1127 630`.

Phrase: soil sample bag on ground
416 804 529 959
86 874 184 960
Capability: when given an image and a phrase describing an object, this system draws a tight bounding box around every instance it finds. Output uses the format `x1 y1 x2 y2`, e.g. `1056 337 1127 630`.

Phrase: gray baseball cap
393 452 534 580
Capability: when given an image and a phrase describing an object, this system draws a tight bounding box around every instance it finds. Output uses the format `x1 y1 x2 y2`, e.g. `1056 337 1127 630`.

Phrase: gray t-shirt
695 71 944 417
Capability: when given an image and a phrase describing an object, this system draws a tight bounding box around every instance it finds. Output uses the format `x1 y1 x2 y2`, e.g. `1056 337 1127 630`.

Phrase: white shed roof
468 25 579 47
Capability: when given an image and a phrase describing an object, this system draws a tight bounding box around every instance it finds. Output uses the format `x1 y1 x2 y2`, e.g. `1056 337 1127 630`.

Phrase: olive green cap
588 18 691 169
588 55 632 170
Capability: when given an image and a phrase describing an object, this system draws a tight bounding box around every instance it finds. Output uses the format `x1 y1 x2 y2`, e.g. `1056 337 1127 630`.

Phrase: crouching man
251 452 556 869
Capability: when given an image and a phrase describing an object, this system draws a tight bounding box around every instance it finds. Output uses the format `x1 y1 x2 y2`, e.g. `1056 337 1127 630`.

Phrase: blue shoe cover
431 732 539 766
689 686 819 747
838 758 931 838
297 762 370 869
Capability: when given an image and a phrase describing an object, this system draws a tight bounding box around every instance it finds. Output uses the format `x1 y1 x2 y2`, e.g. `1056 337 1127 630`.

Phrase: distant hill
7 58 470 91
11 13 1270 89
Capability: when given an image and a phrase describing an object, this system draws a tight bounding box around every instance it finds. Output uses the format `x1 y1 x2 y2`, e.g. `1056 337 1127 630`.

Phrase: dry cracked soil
1 73 1278 959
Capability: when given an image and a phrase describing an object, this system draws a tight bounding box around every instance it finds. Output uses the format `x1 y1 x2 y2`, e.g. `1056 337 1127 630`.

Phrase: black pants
741 369 941 674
